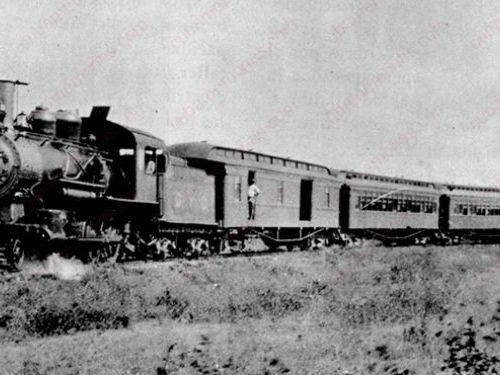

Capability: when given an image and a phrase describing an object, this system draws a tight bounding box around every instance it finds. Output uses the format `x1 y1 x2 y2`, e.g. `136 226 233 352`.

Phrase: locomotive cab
82 107 167 206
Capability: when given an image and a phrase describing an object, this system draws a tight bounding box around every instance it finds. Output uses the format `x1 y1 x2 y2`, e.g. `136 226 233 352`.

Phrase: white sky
2 0 500 186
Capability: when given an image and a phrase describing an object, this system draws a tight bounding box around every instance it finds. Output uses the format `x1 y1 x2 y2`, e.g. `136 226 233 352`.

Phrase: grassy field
1 244 500 374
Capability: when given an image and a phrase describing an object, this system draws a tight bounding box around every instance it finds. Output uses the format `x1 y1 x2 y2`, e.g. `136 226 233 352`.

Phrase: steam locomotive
1 79 500 271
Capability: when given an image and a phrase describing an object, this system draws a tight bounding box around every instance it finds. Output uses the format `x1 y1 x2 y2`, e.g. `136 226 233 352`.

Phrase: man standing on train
247 178 261 220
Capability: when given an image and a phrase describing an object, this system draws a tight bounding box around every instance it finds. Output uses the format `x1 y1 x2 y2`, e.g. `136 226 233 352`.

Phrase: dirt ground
1 244 500 374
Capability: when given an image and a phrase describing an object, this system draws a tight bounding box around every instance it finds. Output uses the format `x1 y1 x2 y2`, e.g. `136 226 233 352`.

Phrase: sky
1 0 500 186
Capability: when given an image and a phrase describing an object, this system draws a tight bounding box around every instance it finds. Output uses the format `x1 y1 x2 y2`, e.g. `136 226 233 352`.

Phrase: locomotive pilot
247 178 261 220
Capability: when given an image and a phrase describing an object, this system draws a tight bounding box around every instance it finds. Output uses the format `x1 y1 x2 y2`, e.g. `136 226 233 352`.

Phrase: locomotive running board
103 197 158 205
100 197 159 208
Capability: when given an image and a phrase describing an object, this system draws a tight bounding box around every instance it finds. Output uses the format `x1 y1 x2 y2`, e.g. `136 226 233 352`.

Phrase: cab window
144 146 156 175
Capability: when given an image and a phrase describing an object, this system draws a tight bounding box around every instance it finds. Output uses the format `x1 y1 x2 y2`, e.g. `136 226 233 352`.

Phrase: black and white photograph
1 0 500 374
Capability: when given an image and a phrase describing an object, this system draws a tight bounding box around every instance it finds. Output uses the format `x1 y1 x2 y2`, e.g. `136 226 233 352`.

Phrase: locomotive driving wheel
6 238 25 271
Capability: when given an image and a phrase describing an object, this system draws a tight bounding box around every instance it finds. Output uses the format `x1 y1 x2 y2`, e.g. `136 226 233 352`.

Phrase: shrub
441 317 500 374
0 269 131 341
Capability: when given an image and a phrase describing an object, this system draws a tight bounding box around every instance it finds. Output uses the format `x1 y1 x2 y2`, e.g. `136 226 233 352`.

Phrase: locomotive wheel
96 243 120 263
6 238 25 271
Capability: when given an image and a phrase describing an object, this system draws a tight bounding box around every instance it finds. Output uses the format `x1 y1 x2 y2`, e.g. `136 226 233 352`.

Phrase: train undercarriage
3 208 500 272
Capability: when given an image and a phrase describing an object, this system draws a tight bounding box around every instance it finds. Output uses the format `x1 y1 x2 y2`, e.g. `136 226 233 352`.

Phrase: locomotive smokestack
0 80 28 128
0 80 15 128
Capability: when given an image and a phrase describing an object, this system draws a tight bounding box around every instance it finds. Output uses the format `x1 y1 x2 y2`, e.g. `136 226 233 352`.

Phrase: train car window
378 198 385 211
416 200 422 213
361 195 369 210
325 187 331 208
400 199 407 212
278 181 285 204
234 176 242 202
413 201 419 213
386 198 394 211
144 147 156 175
408 199 415 212
364 196 370 210
119 148 135 156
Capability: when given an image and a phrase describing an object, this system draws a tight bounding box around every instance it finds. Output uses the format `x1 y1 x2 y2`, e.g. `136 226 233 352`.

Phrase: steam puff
43 254 88 281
